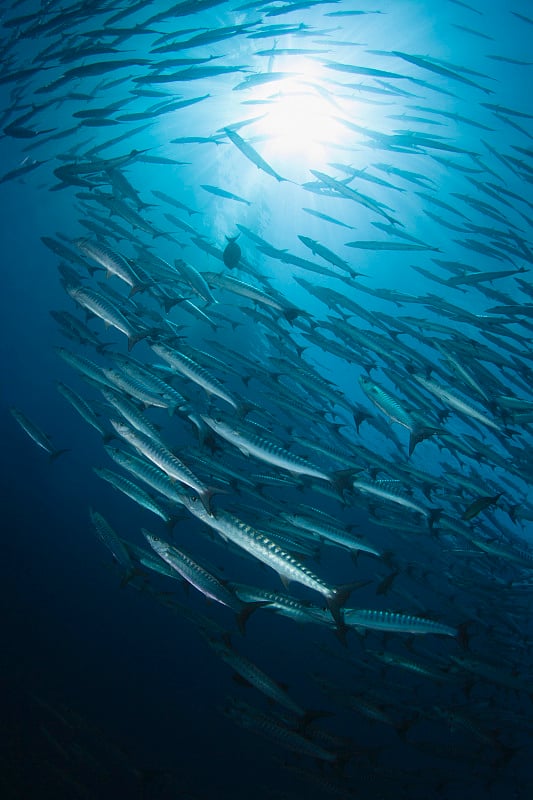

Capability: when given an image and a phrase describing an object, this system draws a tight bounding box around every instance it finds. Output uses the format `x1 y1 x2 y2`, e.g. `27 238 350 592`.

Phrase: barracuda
93 466 174 524
104 446 187 507
67 285 146 350
103 366 185 414
344 609 457 636
200 414 355 494
351 477 438 525
100 387 163 441
10 407 68 461
359 376 436 455
208 638 306 716
151 342 240 411
57 382 111 440
143 531 262 634
280 512 382 557
76 238 145 294
109 419 215 513
179 495 348 623
413 373 502 432
89 508 134 573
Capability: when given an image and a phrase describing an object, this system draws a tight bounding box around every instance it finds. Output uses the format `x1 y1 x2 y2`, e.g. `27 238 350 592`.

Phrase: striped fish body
67 285 144 350
359 376 415 430
104 446 187 507
76 238 144 293
100 387 163 441
143 531 242 611
93 467 172 523
209 639 305 716
281 512 381 557
200 415 333 483
57 382 108 438
89 508 133 570
413 374 501 432
180 497 339 606
151 343 239 410
344 609 456 636
103 367 184 413
108 419 212 512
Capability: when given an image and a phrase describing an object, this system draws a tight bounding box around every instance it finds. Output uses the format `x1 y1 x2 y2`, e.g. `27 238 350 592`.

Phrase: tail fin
49 448 70 462
236 601 270 635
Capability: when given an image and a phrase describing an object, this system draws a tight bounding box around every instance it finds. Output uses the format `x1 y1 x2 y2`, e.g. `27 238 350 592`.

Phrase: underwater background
1 1 532 798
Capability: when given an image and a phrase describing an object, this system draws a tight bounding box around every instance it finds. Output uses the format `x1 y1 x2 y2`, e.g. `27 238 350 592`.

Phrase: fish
10 407 68 461
224 127 288 182
223 236 242 268
177 493 351 625
108 419 216 513
200 184 252 205
344 609 457 637
142 530 264 633
66 285 148 351
150 343 241 412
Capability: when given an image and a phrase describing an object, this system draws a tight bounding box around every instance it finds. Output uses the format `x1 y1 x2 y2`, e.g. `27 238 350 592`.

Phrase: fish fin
331 468 363 497
49 448 70 462
236 601 270 635
428 507 443 529
279 574 291 590
408 426 441 456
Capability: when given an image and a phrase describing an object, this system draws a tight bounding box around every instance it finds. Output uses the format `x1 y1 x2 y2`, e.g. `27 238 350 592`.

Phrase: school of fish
3 0 533 798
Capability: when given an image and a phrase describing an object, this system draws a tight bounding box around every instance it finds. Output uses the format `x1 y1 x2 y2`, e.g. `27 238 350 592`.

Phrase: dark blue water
2 1 532 798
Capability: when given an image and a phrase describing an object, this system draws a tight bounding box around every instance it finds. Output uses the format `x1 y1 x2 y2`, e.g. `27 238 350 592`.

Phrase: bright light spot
263 85 342 161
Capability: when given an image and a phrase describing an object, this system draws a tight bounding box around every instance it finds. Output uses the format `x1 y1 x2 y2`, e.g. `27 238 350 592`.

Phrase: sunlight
261 83 343 162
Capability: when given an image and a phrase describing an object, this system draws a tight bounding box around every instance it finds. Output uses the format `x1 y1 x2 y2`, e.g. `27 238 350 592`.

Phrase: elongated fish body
89 508 133 571
208 638 306 717
76 238 144 293
225 698 337 762
200 414 333 483
344 609 456 636
173 258 216 303
359 376 416 430
413 374 501 431
224 126 287 182
151 343 240 411
55 347 113 388
230 582 330 625
202 271 297 319
109 419 213 512
117 358 188 412
67 285 145 350
57 382 109 439
10 407 67 460
179 496 342 614
93 466 173 523
143 531 242 611
351 477 431 521
280 512 381 557
103 366 184 414
104 446 187 507
370 650 456 682
100 387 162 441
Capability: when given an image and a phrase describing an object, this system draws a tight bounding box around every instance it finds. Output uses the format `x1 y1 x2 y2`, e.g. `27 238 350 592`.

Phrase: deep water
2 1 533 799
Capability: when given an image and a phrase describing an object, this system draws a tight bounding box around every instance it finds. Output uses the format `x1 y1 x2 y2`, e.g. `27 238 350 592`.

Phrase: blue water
2 1 532 798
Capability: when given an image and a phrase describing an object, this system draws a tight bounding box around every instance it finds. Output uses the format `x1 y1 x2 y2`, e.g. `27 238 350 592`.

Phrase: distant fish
223 235 242 268
224 127 288 182
201 184 251 205
10 407 68 461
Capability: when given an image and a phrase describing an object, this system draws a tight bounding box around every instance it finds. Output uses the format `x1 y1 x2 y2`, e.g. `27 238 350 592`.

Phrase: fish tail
428 507 443 529
408 425 441 456
127 329 150 351
236 600 270 635
49 448 70 462
327 580 368 631
331 468 362 498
